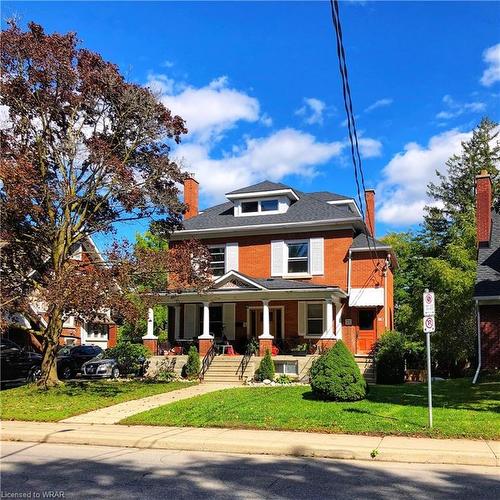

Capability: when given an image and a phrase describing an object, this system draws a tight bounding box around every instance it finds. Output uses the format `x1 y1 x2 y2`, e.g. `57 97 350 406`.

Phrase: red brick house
7 236 118 351
145 178 395 382
474 171 500 376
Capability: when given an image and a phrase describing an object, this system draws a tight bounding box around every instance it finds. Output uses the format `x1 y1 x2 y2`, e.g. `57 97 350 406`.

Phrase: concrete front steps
202 354 376 385
202 356 255 384
355 355 376 384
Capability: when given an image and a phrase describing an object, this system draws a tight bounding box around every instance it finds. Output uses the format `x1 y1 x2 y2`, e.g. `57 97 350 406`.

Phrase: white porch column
259 300 273 339
198 301 213 339
322 299 335 338
142 307 157 340
174 305 181 339
335 301 343 340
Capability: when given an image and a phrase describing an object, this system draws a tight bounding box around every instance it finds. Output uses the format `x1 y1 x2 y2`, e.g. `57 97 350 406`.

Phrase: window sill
283 273 313 279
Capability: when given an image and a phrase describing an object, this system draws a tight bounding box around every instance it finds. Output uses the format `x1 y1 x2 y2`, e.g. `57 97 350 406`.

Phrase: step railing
238 344 255 380
199 342 217 381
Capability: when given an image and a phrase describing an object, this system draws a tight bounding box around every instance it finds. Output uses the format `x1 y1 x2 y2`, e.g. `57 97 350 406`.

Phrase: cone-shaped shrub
310 340 366 401
184 346 201 379
257 349 275 381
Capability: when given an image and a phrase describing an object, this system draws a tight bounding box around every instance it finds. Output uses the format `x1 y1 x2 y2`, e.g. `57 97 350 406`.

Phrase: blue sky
3 1 500 245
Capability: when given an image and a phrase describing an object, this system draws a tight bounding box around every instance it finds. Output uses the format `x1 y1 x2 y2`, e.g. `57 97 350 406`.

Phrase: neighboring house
474 171 500 374
6 236 118 351
145 177 395 370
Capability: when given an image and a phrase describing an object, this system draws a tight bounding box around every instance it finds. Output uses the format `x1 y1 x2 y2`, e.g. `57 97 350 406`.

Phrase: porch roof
155 270 347 304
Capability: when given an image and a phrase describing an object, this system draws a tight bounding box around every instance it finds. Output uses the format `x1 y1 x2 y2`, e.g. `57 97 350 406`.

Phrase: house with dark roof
474 171 500 376
144 178 395 383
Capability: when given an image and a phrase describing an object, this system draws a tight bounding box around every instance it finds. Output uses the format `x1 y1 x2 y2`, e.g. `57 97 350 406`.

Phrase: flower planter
290 349 307 357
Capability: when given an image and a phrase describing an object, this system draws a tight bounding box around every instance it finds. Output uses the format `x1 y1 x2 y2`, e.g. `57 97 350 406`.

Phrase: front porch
146 271 347 357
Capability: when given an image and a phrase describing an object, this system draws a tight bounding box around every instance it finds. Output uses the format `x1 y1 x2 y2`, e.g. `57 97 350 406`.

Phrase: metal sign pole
426 331 433 428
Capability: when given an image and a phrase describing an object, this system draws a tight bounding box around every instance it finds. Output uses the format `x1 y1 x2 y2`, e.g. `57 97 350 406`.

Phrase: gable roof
475 209 500 298
226 180 294 195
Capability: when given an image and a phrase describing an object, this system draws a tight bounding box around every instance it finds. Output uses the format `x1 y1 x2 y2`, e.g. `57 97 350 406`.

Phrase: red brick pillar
108 324 118 347
317 339 335 352
198 338 213 356
143 338 158 354
259 338 273 357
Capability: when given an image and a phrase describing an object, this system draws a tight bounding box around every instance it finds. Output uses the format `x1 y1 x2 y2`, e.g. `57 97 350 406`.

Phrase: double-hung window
287 241 309 274
209 246 225 276
307 303 323 336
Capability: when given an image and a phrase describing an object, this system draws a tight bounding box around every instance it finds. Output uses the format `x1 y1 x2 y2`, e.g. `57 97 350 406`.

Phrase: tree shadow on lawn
302 376 500 413
2 445 499 500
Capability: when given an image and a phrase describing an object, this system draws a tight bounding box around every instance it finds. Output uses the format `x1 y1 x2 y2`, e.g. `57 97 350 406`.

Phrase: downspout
347 249 352 295
472 300 481 384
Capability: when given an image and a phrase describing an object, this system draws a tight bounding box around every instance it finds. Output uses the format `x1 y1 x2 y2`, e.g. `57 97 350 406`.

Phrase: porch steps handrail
238 345 254 380
199 343 217 381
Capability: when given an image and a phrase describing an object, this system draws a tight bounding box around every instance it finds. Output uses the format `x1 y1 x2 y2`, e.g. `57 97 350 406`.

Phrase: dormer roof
226 180 299 201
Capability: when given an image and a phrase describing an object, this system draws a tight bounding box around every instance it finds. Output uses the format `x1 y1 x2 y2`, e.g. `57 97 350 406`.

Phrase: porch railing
238 344 254 380
199 342 217 381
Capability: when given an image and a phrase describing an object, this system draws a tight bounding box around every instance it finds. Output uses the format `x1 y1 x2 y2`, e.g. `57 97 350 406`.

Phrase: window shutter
271 240 285 276
298 302 307 336
184 304 198 338
310 237 324 275
223 303 236 340
225 242 239 273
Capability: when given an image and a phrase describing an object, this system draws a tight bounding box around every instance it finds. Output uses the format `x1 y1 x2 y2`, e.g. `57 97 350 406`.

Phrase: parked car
81 353 120 379
0 338 42 388
57 344 103 380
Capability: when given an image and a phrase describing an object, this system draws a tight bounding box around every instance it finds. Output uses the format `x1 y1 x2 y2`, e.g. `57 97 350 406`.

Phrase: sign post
423 289 435 428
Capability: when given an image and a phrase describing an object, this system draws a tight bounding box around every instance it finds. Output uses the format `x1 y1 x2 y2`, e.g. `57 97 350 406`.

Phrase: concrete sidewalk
61 383 236 424
1 420 498 467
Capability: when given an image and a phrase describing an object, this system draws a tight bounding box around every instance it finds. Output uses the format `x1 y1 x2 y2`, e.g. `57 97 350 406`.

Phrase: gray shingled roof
351 233 391 251
226 181 294 195
182 188 360 231
251 277 334 290
475 209 500 298
308 191 351 202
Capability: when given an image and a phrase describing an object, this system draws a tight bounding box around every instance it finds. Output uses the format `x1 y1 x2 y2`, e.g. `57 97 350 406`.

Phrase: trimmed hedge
374 331 406 384
184 346 201 380
104 342 150 376
310 340 366 401
257 349 275 381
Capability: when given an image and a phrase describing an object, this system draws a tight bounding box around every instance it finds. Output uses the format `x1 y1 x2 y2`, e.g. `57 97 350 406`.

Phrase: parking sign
423 315 435 333
423 291 435 316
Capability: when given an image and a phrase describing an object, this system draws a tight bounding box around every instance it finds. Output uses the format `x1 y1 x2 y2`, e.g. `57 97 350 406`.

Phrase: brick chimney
364 189 375 237
476 170 492 247
183 177 199 220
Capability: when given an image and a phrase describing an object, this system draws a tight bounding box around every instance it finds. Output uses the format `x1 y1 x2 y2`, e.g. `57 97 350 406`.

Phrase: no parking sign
423 315 435 333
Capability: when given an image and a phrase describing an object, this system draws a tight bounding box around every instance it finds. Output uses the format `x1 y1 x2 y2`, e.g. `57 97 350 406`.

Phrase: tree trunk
37 307 63 389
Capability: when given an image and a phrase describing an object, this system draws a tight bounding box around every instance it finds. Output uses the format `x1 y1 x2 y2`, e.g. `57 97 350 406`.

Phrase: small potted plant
291 343 309 357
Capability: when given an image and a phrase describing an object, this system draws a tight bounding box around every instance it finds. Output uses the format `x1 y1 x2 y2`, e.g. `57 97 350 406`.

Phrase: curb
1 422 498 467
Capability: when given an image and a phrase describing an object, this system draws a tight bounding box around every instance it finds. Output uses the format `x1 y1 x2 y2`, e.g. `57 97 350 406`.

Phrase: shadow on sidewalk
1 444 499 499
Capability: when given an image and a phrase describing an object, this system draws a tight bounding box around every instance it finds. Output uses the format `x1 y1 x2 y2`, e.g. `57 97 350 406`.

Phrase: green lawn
121 377 500 439
0 380 196 422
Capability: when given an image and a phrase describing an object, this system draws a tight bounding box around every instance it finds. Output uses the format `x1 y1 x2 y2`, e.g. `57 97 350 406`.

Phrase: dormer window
261 199 279 211
241 201 259 213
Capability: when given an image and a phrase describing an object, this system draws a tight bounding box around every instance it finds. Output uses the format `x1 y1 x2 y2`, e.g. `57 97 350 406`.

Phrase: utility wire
329 0 381 270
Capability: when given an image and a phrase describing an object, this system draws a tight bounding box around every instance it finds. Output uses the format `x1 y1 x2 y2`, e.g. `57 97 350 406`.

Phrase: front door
356 309 377 354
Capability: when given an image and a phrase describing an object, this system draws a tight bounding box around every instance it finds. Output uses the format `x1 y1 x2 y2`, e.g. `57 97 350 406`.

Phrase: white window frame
234 196 289 217
305 301 324 337
285 240 310 276
208 244 226 277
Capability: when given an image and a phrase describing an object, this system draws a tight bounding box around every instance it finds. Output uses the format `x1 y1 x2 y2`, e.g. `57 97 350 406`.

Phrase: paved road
1 441 499 499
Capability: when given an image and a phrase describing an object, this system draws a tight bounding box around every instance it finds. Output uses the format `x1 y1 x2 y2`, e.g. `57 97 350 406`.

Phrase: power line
329 0 381 270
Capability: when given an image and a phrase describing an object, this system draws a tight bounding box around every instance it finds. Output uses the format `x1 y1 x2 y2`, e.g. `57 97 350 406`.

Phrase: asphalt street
1 441 499 499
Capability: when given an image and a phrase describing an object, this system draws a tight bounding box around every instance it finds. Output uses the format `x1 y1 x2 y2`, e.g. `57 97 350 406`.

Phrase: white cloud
149 74 260 142
358 137 383 158
364 98 393 113
435 94 486 121
377 129 471 225
295 97 326 125
480 43 500 87
176 128 344 201
260 113 273 127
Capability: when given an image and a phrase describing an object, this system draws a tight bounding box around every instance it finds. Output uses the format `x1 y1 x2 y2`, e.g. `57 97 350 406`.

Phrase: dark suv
57 344 103 379
0 338 42 388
